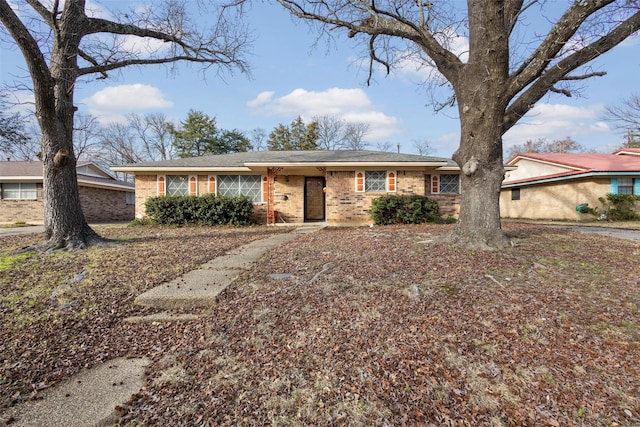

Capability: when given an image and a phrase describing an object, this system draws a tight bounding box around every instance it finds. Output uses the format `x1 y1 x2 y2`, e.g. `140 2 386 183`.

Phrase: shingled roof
503 152 640 187
112 150 457 172
0 160 134 191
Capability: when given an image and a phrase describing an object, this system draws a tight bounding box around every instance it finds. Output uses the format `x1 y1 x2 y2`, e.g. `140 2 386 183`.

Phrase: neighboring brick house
0 160 135 224
112 150 461 226
500 149 640 220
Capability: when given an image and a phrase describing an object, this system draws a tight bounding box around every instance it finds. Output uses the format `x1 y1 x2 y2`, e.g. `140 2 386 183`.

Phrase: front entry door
304 177 325 222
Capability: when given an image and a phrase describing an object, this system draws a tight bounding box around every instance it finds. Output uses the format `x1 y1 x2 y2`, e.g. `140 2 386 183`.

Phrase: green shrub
369 194 442 225
595 194 640 221
144 194 254 226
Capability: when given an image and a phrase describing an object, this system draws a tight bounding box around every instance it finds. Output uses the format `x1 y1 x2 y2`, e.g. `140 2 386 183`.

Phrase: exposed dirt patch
1 223 639 426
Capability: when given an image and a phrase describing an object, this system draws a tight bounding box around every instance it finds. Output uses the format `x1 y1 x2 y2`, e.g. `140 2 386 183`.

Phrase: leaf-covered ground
1 223 639 426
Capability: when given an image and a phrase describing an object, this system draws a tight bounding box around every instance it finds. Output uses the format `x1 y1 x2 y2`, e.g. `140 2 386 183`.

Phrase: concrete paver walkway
4 225 324 426
126 225 323 322
4 357 149 427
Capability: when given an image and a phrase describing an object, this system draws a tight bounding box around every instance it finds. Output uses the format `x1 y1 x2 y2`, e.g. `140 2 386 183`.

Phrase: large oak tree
277 0 640 249
0 0 249 250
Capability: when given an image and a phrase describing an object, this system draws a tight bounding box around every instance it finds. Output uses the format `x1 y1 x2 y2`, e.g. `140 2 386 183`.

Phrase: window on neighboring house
166 175 189 196
125 192 135 205
1 183 37 200
356 171 396 192
216 175 262 203
618 177 634 195
611 177 638 195
511 188 521 201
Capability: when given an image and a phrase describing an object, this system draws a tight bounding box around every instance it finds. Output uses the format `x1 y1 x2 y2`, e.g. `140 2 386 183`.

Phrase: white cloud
117 35 169 57
247 91 275 108
81 84 173 124
247 87 402 140
503 102 610 149
394 28 469 82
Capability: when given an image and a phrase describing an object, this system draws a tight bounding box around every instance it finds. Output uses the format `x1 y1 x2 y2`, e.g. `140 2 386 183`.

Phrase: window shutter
635 178 640 196
387 171 396 192
209 176 216 194
158 175 166 196
355 172 364 192
189 176 197 196
431 175 439 194
610 178 618 195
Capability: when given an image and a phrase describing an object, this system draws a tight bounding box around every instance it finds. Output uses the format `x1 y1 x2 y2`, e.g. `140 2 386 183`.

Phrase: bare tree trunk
450 121 508 250
446 0 509 249
34 0 104 251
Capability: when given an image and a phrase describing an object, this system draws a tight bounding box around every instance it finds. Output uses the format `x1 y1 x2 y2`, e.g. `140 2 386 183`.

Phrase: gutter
502 171 640 188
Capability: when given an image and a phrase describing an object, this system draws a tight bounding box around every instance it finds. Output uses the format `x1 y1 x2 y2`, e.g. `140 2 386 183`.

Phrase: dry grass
1 222 639 426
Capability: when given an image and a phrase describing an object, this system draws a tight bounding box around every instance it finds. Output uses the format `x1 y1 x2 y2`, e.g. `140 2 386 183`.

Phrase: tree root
15 230 118 254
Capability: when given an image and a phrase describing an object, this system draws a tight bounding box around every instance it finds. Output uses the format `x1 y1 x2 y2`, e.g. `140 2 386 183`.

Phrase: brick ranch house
0 160 135 224
500 148 640 220
112 150 461 226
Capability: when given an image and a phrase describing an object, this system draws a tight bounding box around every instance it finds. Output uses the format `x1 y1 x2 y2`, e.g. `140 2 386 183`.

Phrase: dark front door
304 177 325 221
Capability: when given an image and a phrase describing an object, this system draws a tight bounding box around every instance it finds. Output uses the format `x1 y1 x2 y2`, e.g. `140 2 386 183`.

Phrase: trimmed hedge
369 194 442 225
144 193 254 226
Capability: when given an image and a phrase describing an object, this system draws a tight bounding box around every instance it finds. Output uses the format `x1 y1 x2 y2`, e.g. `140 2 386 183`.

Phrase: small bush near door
145 194 254 226
369 194 442 225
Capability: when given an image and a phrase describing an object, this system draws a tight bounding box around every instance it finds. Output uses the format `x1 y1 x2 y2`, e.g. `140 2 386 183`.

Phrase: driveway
549 225 640 242
0 225 45 237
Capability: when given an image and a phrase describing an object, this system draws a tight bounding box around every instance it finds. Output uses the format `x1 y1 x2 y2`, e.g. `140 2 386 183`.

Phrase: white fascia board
110 166 252 173
244 161 450 168
0 176 42 181
77 179 134 191
512 156 584 171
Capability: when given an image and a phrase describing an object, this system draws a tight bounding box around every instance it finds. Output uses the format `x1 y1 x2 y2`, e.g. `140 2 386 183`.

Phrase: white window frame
1 183 37 200
163 175 197 196
215 175 263 203
355 170 397 193
430 174 459 195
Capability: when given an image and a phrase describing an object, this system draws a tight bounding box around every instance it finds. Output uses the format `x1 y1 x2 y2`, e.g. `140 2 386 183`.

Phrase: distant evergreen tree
170 110 251 157
268 116 319 151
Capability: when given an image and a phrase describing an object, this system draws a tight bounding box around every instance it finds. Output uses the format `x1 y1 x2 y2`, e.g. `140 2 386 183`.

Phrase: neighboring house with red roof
112 150 461 226
0 161 135 224
500 150 640 220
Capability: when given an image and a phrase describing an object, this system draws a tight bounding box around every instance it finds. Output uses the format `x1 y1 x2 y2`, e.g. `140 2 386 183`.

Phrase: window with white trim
365 171 386 192
439 174 459 194
1 183 37 200
166 175 189 196
217 175 262 203
355 171 396 192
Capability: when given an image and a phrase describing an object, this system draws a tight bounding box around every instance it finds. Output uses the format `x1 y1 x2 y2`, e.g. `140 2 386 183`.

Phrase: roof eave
501 170 640 188
244 161 451 168
77 179 134 191
111 166 252 173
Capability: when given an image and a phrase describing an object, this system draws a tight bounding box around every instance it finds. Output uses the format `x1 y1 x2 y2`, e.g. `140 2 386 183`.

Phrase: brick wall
132 170 461 225
1 184 133 224
429 194 461 217
0 199 44 224
78 186 134 222
272 175 306 223
324 170 434 225
133 175 157 218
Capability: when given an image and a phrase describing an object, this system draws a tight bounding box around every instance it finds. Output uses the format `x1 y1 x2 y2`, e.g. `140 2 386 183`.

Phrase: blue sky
1 1 639 158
